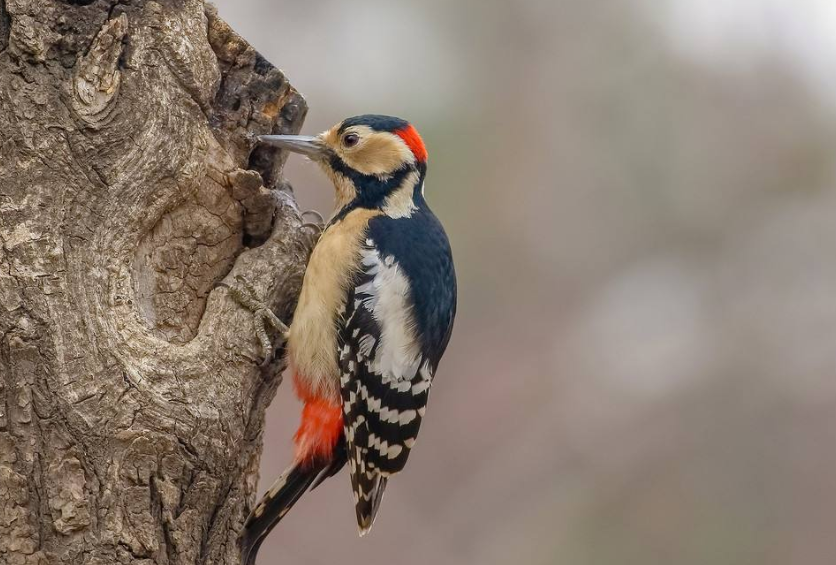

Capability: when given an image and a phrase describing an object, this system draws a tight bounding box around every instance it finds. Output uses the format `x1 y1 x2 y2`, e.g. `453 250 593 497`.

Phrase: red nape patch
395 124 428 163
294 398 343 465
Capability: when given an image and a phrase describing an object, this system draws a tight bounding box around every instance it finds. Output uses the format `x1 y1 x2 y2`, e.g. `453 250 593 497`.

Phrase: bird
237 115 457 564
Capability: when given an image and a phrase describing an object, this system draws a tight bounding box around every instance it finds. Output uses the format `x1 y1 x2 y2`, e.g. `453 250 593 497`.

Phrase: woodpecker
238 115 457 563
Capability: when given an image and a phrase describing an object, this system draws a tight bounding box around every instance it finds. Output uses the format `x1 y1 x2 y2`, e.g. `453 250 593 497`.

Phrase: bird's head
259 115 428 214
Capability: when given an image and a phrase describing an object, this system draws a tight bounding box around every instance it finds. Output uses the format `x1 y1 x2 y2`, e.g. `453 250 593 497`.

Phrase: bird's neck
330 165 426 224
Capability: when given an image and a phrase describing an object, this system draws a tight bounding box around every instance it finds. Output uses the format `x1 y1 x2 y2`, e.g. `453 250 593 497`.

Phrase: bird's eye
343 133 360 147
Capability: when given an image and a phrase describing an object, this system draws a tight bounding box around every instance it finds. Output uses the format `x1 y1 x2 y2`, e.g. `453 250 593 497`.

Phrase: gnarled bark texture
0 2 310 563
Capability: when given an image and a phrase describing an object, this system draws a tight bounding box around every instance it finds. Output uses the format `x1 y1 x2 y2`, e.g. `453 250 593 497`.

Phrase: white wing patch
357 245 422 382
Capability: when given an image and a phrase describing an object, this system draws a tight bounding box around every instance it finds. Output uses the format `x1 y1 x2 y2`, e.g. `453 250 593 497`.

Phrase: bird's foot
223 275 289 365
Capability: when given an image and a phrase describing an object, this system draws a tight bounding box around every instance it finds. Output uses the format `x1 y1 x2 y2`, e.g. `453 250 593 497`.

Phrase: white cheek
382 172 420 219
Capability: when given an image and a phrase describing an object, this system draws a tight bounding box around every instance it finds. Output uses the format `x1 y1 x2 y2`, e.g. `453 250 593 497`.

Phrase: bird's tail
353 472 388 536
239 462 322 565
239 448 346 565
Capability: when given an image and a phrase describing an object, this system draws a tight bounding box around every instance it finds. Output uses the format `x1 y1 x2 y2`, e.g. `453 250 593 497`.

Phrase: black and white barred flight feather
338 209 456 533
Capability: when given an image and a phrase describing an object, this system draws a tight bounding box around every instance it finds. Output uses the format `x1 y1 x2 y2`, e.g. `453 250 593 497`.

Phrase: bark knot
72 13 127 123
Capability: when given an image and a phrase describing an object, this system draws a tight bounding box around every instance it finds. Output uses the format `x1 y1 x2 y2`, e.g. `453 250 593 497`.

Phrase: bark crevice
0 1 9 54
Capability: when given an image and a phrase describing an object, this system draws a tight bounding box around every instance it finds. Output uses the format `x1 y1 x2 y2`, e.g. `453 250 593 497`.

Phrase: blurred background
214 1 836 564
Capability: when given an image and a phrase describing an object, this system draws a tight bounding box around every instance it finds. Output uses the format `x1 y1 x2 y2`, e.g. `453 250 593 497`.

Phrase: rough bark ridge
0 2 311 563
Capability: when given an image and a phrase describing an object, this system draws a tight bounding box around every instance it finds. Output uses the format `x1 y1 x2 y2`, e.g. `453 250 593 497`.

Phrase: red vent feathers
292 372 343 464
294 398 343 465
395 124 428 163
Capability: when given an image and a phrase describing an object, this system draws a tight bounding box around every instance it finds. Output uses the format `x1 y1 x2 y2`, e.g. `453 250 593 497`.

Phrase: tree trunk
0 2 310 563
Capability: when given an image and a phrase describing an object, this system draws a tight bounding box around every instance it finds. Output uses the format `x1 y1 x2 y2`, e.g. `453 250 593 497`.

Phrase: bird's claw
300 209 325 237
301 209 324 225
224 275 289 365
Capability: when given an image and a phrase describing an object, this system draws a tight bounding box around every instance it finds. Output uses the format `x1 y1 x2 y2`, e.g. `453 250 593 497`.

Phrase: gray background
213 1 836 564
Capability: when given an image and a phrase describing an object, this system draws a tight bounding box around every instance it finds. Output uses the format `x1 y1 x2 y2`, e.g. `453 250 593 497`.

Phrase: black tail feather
310 440 347 491
239 442 347 565
239 462 322 565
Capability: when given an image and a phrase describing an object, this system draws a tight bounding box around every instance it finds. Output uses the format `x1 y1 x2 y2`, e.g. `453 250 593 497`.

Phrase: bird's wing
338 235 435 534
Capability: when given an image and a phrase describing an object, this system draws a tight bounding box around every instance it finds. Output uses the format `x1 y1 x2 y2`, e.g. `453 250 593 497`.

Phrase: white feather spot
367 395 381 413
397 380 412 393
398 409 417 425
356 280 375 295
412 379 430 395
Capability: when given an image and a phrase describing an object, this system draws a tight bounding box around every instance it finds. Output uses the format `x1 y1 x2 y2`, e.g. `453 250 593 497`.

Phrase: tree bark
0 2 310 563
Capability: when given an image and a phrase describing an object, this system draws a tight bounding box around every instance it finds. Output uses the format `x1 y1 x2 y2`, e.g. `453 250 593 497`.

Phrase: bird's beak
257 135 330 160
